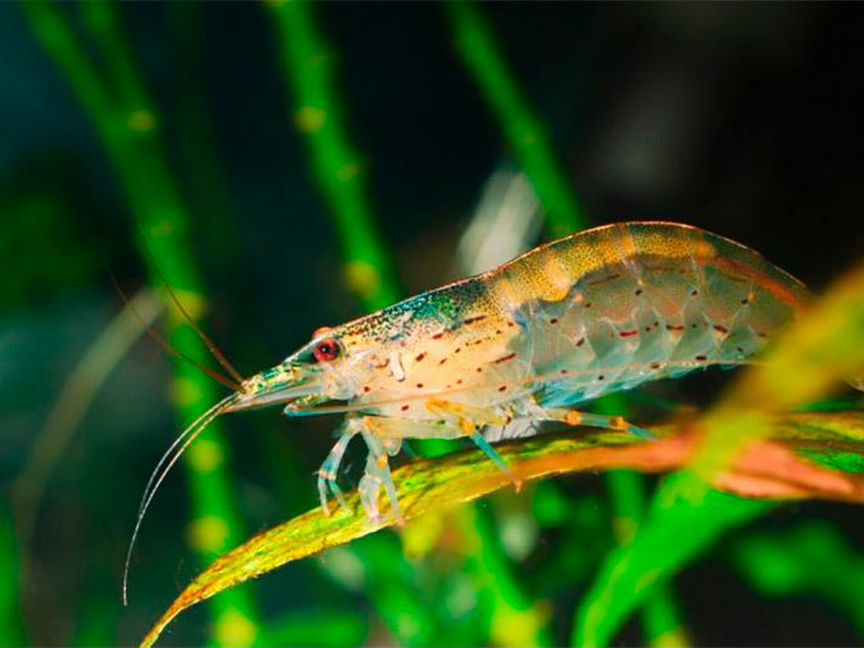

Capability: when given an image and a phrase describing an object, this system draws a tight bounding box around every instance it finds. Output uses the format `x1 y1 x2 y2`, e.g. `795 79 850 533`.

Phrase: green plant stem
268 4 543 645
268 3 439 644
0 501 26 647
23 3 260 645
446 3 688 644
595 402 689 648
445 0 587 239
268 0 399 311
605 471 690 647
458 506 552 647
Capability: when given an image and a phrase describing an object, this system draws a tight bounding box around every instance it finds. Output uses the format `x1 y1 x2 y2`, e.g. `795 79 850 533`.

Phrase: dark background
2 2 863 646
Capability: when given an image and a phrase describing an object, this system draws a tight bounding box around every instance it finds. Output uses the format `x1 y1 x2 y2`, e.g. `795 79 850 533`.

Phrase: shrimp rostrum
143 222 812 527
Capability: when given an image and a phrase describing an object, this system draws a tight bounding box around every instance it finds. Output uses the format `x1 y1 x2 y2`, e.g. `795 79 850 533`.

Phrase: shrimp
225 221 809 519
127 221 810 590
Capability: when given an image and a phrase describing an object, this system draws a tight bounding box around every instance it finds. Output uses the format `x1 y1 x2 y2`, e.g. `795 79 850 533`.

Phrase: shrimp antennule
136 231 246 387
155 275 245 387
109 272 244 393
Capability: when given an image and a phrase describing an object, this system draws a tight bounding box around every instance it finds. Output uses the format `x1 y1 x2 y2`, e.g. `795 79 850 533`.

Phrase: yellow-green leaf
141 411 864 647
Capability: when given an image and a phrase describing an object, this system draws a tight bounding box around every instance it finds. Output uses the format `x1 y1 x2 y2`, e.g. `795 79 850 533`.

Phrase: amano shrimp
127 221 811 581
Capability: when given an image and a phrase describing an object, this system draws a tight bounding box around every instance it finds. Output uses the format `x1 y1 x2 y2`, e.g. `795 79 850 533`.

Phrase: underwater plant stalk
458 506 553 647
268 0 400 312
604 470 691 647
0 502 26 647
267 2 440 643
268 3 546 644
445 3 688 644
445 0 587 239
22 3 260 645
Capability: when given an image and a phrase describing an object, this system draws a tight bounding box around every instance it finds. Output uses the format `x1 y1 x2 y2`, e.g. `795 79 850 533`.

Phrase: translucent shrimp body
225 221 808 520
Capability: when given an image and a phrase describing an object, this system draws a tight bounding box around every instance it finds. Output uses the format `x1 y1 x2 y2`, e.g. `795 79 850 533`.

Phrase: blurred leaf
732 522 864 636
142 410 864 646
574 479 771 647
341 534 438 646
693 260 864 480
258 609 367 647
455 505 552 647
0 157 111 309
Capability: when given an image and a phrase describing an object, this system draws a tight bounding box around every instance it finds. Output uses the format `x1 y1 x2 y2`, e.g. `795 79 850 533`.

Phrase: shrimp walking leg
359 427 403 523
469 432 522 491
540 407 655 439
318 421 361 516
353 415 468 520
425 398 521 488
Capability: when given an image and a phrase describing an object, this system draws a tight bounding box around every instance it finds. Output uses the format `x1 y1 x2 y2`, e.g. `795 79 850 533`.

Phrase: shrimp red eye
313 338 341 363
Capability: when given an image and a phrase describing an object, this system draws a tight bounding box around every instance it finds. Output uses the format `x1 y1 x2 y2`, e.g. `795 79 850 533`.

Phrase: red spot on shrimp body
619 329 639 338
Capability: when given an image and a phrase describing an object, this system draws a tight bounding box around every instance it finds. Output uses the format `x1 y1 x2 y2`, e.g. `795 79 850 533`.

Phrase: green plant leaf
141 411 864 647
574 478 772 647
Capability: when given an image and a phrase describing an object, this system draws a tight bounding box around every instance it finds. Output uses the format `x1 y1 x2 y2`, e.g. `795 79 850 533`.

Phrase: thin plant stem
0 501 26 647
13 289 162 549
267 2 436 644
267 4 545 645
604 471 691 647
268 0 400 312
445 3 689 644
457 506 553 647
445 0 587 239
23 3 260 645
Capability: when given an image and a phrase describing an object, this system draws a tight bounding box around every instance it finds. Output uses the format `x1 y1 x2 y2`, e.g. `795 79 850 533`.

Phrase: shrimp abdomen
492 222 809 405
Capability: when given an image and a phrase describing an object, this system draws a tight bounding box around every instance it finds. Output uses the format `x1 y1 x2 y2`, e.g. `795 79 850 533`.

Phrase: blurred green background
2 2 864 646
